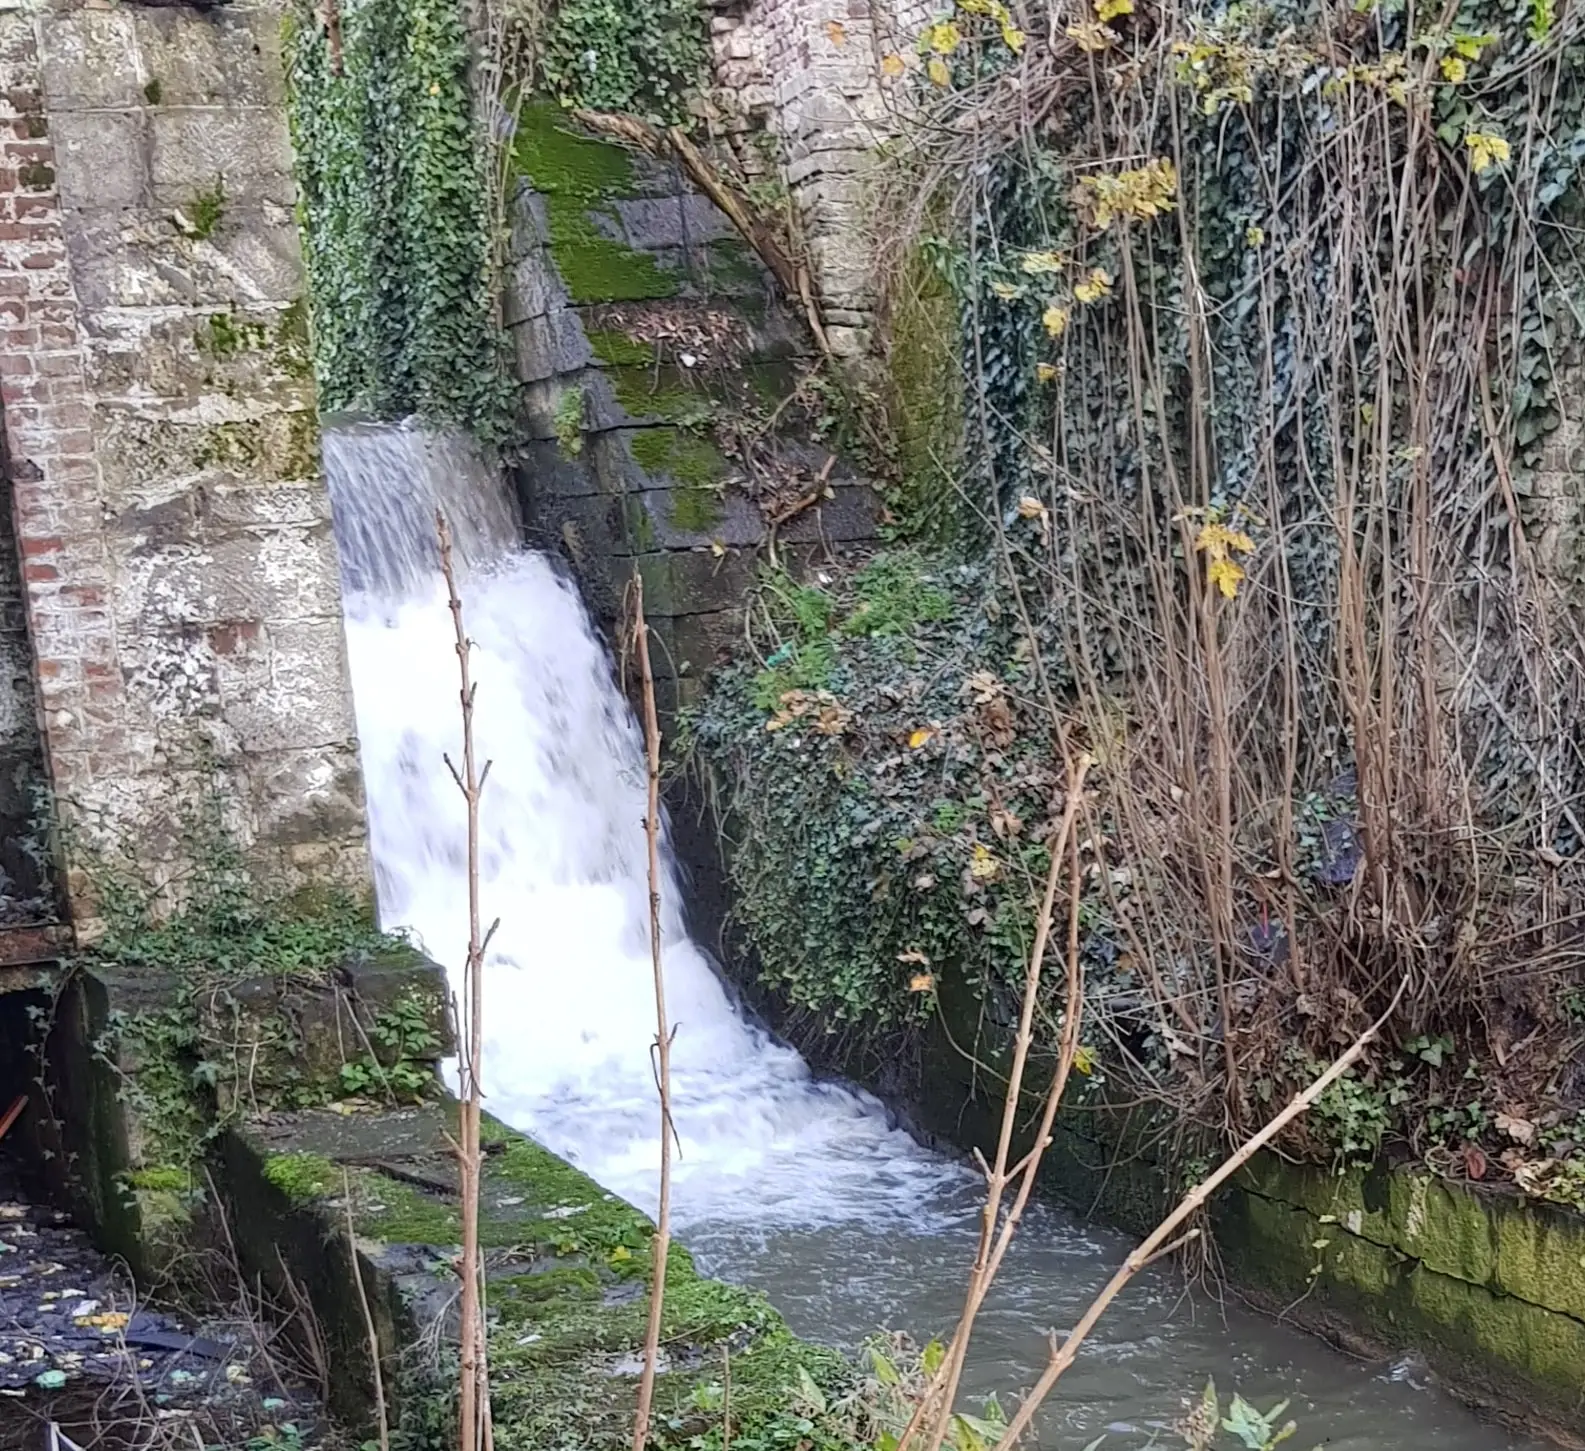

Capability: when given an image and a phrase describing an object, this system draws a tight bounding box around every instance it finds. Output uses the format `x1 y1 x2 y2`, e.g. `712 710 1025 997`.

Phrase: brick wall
0 0 369 925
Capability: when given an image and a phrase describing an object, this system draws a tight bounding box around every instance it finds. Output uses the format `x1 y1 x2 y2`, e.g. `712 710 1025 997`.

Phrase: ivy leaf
927 55 952 86
1465 130 1511 173
1095 0 1133 19
1042 303 1071 337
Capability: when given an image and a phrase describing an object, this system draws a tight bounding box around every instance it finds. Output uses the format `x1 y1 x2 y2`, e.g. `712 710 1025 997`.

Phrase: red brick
34 658 61 679
19 251 57 270
0 323 37 346
23 560 58 582
17 534 62 557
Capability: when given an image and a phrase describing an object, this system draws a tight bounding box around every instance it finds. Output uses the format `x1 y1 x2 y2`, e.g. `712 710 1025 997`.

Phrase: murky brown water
684 1190 1545 1451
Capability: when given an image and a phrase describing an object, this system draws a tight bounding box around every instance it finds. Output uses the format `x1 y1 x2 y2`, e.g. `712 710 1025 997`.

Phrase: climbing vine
696 0 1585 1193
538 0 711 123
285 0 517 443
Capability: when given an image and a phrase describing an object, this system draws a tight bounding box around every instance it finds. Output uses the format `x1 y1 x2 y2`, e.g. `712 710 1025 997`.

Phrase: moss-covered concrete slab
222 1099 856 1451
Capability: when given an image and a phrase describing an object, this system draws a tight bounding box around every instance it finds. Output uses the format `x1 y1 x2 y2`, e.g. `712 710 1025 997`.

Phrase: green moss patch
587 329 658 367
512 103 680 305
263 1152 340 1205
629 427 730 490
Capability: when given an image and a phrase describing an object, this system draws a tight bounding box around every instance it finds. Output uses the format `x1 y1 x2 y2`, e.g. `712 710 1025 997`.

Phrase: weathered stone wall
506 106 879 720
709 0 926 357
0 0 369 924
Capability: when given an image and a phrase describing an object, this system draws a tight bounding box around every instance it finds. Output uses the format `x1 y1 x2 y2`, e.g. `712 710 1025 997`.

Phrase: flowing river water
325 423 1539 1451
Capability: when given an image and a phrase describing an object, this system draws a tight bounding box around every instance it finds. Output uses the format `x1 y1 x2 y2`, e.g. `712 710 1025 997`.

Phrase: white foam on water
328 423 961 1233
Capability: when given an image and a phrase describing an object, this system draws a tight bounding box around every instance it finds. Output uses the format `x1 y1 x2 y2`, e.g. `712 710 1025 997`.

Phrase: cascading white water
326 422 962 1233
327 422 1543 1451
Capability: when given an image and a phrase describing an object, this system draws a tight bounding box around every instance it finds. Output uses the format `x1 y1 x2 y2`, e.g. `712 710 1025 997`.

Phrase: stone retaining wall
505 105 880 720
0 0 369 930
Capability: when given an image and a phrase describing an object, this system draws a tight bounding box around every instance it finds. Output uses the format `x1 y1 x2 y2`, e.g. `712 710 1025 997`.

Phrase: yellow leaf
1195 521 1255 556
908 727 935 748
1066 19 1114 49
1072 1045 1096 1076
1244 224 1265 247
927 54 952 86
1036 362 1058 383
1021 250 1067 274
969 842 999 880
1001 24 1025 50
609 1244 632 1262
826 19 847 44
908 972 936 993
1095 0 1133 21
710 539 726 557
1206 556 1245 598
990 279 1023 300
928 20 962 53
1042 302 1070 337
1016 494 1047 519
1440 54 1467 82
1465 130 1510 173
1073 267 1112 304
881 51 906 75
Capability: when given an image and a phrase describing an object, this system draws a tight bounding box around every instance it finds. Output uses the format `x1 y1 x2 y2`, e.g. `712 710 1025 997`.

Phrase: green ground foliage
82 806 429 1174
285 0 516 440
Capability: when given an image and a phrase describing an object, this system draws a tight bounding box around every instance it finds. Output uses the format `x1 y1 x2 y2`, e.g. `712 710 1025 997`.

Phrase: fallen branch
988 977 1409 1451
630 570 674 1451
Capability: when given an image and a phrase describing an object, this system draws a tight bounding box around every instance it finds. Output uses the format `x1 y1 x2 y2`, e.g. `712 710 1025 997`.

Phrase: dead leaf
880 52 905 76
1495 1111 1536 1145
908 973 936 993
1463 1144 1488 1180
897 948 930 965
826 19 847 44
908 726 935 749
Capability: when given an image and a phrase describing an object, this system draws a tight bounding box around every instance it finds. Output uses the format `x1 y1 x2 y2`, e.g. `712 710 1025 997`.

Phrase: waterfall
326 422 961 1233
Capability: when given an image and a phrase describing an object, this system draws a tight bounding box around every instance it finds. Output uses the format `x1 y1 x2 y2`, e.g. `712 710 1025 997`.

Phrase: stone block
503 252 561 325
198 948 451 1114
635 546 758 619
80 304 309 407
49 109 151 211
94 405 318 497
64 207 304 310
612 195 734 251
113 525 344 629
130 8 286 108
512 310 591 384
248 745 369 884
1490 1193 1585 1322
1390 1170 1497 1287
215 616 357 753
37 10 141 111
148 107 294 207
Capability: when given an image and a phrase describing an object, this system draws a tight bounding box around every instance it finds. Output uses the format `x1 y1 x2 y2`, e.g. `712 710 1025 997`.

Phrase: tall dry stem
630 571 674 1451
988 979 1407 1451
437 514 494 1451
895 753 1092 1451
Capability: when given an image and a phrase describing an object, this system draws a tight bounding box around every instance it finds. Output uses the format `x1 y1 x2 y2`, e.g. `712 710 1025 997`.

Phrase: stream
326 422 1540 1451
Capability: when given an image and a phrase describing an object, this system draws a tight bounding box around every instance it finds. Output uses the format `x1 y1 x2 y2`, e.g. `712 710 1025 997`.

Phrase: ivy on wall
538 0 710 124
286 0 517 443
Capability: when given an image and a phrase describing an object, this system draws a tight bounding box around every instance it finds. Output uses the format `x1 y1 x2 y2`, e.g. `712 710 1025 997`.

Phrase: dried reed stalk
630 571 674 1451
437 514 495 1451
